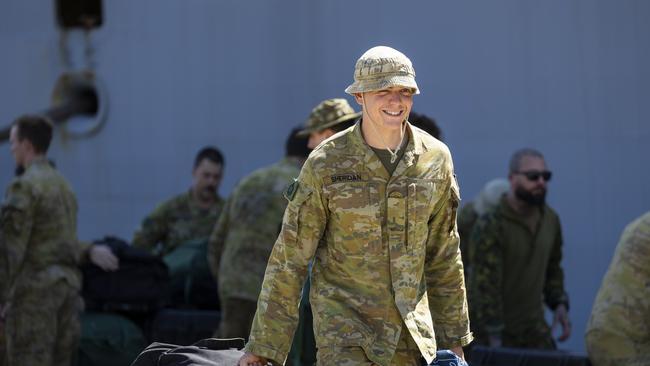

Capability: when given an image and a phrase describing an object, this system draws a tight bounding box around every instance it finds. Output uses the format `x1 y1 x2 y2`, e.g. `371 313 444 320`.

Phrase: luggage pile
77 237 222 366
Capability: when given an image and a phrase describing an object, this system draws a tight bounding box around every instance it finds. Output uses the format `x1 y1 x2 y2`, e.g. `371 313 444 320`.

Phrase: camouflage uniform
458 179 509 280
585 211 650 366
208 157 303 338
0 157 88 366
468 196 569 349
133 190 224 256
245 121 472 366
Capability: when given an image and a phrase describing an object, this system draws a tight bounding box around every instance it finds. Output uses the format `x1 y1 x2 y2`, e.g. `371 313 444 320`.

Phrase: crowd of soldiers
0 45 647 366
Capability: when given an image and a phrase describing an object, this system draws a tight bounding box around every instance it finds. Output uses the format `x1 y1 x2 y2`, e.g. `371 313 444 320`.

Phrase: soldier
468 148 571 349
585 211 650 366
0 115 118 366
208 127 310 339
298 98 360 149
239 46 472 366
457 178 509 279
132 146 225 256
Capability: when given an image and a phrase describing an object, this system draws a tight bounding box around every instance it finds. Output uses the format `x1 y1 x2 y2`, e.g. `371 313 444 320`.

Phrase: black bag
468 345 592 366
149 308 221 346
131 338 245 366
81 236 170 312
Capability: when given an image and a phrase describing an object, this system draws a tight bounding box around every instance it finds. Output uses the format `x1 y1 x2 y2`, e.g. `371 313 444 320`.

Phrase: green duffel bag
163 239 219 309
76 312 148 366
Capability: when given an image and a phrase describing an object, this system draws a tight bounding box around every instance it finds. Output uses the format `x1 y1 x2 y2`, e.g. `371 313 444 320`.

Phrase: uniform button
388 191 403 198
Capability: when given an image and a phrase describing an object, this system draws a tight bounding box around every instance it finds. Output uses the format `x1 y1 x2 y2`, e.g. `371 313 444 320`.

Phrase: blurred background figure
585 211 650 366
132 146 225 257
298 98 360 149
208 127 309 340
468 148 570 349
0 115 117 366
458 178 509 279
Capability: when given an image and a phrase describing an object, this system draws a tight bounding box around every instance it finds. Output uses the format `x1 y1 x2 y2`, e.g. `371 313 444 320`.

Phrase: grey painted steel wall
1 0 648 353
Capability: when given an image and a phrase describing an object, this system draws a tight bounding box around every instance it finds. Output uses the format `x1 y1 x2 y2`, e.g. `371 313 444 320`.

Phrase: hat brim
297 112 361 137
345 75 419 95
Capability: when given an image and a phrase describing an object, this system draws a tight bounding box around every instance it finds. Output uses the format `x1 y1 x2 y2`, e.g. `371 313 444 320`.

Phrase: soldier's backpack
162 239 219 309
81 236 170 312
130 338 245 366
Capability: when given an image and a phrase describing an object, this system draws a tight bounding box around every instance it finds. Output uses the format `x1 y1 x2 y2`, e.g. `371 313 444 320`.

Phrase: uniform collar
319 120 422 180
24 156 50 170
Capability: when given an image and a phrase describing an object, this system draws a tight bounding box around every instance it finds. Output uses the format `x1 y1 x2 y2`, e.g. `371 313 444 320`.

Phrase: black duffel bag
131 338 245 366
82 236 170 312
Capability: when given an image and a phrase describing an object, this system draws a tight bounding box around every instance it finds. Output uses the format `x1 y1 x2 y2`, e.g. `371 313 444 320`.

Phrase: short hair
509 148 545 174
329 117 357 133
409 112 442 140
13 114 53 154
194 146 224 169
285 127 310 158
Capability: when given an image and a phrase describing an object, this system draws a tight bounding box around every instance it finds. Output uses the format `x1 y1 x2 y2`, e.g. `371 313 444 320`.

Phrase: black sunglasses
516 170 552 182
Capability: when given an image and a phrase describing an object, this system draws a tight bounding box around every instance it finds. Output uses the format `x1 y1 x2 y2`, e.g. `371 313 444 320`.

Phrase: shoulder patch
284 179 299 201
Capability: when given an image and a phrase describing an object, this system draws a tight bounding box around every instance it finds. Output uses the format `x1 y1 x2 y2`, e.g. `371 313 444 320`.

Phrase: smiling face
354 86 414 133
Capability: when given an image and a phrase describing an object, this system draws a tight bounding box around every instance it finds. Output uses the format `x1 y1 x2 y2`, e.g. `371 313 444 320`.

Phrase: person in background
457 178 509 279
298 98 360 149
469 148 570 349
132 146 225 256
208 127 310 339
0 114 117 366
585 211 650 366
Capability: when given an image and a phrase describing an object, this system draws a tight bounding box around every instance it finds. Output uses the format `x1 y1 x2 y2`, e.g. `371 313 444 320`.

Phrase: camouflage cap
345 46 419 95
298 98 361 136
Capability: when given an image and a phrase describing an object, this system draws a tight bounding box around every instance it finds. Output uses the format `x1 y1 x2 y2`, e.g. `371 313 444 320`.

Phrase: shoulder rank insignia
284 178 299 201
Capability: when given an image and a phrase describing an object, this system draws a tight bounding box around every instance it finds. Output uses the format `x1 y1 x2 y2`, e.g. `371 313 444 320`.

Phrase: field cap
345 46 419 95
298 98 361 136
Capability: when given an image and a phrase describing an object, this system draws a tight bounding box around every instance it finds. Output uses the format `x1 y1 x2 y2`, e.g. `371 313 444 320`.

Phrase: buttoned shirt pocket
324 181 382 256
407 178 442 253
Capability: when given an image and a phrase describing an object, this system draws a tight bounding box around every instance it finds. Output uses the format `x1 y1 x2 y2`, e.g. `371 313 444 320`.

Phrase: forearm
246 238 312 361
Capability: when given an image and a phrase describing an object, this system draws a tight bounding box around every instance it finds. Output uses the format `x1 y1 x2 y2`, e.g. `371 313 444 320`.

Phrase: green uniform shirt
468 196 568 343
132 190 224 256
0 157 88 302
245 122 472 366
585 211 650 366
208 157 303 302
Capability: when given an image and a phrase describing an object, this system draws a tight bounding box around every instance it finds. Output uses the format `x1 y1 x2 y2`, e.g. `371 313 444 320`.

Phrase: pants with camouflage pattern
4 280 82 366
316 325 422 366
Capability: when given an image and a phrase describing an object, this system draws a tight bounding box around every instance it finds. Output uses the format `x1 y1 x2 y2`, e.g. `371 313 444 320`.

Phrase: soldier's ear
353 93 364 106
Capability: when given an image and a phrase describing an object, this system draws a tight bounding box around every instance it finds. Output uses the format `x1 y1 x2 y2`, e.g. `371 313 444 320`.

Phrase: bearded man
468 148 571 349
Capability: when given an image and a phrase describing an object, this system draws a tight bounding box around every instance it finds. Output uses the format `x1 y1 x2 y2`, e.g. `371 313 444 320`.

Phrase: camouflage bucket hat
298 98 361 136
345 46 419 95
